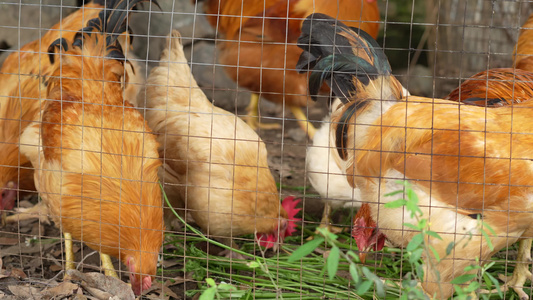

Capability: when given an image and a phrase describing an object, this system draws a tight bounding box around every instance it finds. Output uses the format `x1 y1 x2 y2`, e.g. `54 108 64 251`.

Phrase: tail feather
49 0 158 65
296 13 396 104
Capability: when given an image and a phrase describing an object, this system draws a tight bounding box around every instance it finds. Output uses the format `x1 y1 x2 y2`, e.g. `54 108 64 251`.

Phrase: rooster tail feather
47 38 70 65
297 13 402 106
308 54 379 103
71 0 159 60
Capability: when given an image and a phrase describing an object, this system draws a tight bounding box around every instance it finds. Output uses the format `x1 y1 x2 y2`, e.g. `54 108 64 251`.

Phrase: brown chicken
1 0 142 224
445 68 533 106
19 0 163 295
143 30 300 257
298 13 533 299
195 0 379 138
514 12 533 72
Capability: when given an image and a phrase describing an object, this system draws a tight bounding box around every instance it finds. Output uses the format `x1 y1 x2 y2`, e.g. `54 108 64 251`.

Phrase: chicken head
256 196 301 250
352 204 386 263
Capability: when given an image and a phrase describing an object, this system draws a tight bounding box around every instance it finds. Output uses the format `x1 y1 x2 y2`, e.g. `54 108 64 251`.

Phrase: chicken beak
359 245 373 264
359 252 367 264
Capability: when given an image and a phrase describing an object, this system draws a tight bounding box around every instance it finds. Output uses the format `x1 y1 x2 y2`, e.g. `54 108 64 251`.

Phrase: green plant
288 227 386 297
384 181 502 299
199 278 244 300
160 182 514 299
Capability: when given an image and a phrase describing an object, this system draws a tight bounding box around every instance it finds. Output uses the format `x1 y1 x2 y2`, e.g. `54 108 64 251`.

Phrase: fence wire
1 0 533 299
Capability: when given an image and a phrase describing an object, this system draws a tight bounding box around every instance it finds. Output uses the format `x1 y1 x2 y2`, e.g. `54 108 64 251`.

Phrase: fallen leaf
49 265 63 272
9 268 27 279
41 281 80 299
8 284 41 299
82 285 113 300
66 270 135 300
166 276 192 287
0 237 19 245
161 259 180 268
142 280 180 299
0 240 59 258
30 223 45 237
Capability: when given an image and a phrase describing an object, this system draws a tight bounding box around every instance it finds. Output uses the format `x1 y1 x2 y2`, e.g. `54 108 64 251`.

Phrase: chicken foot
4 201 50 225
62 232 119 280
244 93 281 130
290 106 316 139
480 239 532 300
307 202 344 240
100 253 119 278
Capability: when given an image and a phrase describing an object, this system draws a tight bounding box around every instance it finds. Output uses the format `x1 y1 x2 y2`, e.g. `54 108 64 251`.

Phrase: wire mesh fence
1 0 533 299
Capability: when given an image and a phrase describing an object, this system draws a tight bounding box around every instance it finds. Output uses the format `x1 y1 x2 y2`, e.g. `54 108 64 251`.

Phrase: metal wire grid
0 0 533 299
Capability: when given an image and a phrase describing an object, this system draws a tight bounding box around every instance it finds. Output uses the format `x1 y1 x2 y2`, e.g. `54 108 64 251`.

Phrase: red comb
256 233 277 248
282 196 301 236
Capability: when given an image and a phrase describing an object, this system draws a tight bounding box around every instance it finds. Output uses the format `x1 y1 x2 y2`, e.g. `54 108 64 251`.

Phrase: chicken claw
244 93 281 130
306 202 344 241
480 239 532 300
4 202 50 225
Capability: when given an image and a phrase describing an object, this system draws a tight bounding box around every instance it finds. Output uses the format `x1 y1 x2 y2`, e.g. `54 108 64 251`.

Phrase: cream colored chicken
143 30 300 256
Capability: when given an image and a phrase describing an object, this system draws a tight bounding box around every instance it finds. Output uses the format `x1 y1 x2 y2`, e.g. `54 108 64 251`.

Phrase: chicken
1 0 142 224
297 13 533 299
306 106 362 234
352 67 533 262
19 0 163 295
195 0 379 138
307 87 410 235
514 12 533 72
143 30 300 257
351 203 386 263
445 68 533 106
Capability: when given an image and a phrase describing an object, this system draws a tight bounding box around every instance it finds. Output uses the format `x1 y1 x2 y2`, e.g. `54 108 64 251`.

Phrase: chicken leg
307 202 344 240
4 202 50 225
244 94 281 130
101 253 119 278
290 106 316 139
481 239 532 299
63 232 76 280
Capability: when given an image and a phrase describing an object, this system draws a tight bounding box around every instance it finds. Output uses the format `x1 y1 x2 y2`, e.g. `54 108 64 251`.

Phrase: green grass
159 184 529 300
161 227 527 299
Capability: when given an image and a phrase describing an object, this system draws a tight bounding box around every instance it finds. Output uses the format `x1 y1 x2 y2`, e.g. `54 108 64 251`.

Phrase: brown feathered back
0 2 107 203
21 0 163 292
445 68 533 106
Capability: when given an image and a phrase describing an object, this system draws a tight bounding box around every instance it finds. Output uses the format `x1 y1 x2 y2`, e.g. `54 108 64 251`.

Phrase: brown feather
201 0 379 109
514 13 533 72
19 2 162 293
446 68 533 105
0 2 106 204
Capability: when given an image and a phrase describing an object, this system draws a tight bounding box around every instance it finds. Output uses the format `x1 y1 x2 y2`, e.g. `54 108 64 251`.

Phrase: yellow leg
64 232 76 278
100 253 119 278
290 106 316 139
244 94 281 130
480 239 532 299
307 202 344 240
4 202 50 225
1 211 6 227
